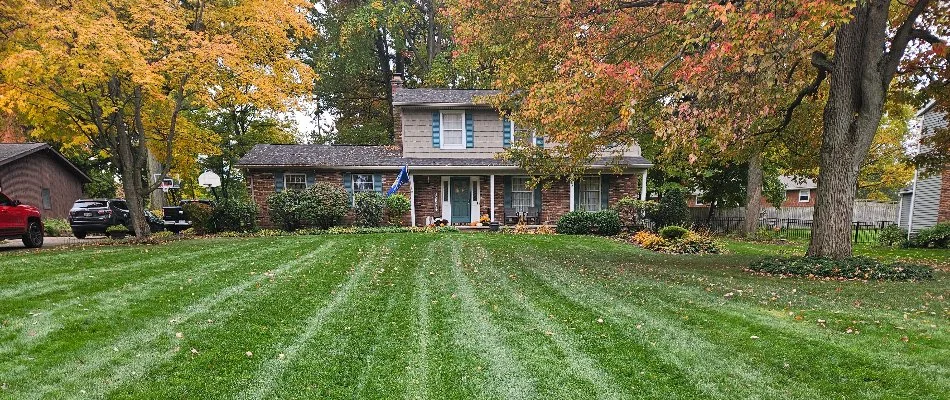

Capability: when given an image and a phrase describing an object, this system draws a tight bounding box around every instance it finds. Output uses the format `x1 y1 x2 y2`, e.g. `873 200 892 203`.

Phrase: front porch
408 172 647 227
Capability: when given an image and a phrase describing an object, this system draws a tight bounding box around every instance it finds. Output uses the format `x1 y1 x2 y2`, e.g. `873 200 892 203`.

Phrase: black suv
68 199 132 238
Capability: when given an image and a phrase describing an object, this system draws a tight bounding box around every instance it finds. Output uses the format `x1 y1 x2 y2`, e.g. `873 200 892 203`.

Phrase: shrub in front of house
612 197 657 229
556 211 592 234
354 192 386 227
907 222 950 248
182 202 214 234
267 183 349 231
556 210 621 236
748 257 934 281
877 224 907 247
384 194 411 226
210 199 258 233
659 225 688 240
43 218 70 237
646 187 689 228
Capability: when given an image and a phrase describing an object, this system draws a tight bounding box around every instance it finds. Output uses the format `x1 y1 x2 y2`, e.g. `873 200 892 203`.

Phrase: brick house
898 101 949 233
687 175 817 208
0 143 89 218
238 77 652 227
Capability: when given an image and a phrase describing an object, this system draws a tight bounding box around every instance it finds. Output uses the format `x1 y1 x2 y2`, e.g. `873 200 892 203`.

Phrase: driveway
0 235 105 252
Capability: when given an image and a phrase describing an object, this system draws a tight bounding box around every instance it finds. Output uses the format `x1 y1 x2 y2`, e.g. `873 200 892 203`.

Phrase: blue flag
386 165 410 197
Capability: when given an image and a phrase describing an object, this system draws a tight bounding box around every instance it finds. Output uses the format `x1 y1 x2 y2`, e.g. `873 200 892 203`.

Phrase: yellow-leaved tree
0 0 314 236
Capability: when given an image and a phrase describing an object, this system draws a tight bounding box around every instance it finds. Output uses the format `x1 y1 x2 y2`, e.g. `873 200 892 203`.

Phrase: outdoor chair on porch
524 207 540 224
504 208 520 225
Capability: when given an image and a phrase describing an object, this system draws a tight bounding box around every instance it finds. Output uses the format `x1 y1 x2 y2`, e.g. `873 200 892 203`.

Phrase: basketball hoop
159 178 175 193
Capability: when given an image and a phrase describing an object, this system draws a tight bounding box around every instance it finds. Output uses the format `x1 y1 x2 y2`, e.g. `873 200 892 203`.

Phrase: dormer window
440 111 465 149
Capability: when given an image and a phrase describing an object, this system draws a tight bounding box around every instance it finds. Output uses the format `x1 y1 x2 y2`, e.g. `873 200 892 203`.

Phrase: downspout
906 167 918 242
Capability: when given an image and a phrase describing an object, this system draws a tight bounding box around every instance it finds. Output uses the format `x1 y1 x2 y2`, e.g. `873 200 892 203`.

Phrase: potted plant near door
106 224 129 240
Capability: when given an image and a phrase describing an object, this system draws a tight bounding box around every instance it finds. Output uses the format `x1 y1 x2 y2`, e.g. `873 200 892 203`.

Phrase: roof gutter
392 102 491 107
237 164 653 171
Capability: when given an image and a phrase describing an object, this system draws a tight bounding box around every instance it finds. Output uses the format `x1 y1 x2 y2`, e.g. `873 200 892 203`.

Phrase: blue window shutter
503 176 512 209
306 173 315 188
432 112 440 148
274 172 285 192
465 112 474 148
343 173 353 205
373 173 383 192
533 184 542 210
535 135 544 148
573 179 581 209
600 176 610 210
502 119 512 148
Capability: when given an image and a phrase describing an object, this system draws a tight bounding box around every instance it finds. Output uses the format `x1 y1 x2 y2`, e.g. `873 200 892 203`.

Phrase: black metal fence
690 217 895 244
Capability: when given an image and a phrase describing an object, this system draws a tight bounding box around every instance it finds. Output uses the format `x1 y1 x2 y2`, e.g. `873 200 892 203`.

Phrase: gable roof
392 88 500 107
0 142 91 182
237 144 651 171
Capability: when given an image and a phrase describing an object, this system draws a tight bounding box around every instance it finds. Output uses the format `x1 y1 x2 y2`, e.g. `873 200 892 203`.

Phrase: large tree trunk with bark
741 154 763 236
808 0 898 258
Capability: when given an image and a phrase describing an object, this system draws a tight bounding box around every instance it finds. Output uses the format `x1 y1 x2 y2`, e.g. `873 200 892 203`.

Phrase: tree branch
885 0 933 79
758 52 829 137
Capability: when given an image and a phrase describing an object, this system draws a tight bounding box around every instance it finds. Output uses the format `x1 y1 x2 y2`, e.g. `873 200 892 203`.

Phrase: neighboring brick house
238 76 652 227
687 176 817 208
898 101 949 233
0 143 90 218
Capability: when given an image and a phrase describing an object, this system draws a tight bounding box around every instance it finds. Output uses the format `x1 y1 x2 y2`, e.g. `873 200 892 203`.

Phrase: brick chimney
391 73 404 153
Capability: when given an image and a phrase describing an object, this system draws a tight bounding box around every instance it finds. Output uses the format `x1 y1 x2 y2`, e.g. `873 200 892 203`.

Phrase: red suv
0 191 44 248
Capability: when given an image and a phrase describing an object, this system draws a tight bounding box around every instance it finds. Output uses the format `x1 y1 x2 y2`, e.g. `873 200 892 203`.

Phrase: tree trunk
741 154 763 236
807 0 895 258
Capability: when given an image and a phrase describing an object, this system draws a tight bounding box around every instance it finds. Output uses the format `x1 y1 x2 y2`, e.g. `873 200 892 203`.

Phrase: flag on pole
386 165 410 197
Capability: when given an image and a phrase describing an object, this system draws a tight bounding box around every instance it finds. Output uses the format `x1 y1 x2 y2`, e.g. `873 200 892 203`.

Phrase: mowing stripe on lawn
446 241 536 400
239 239 390 400
0 239 274 360
403 240 438 400
16 238 337 400
514 238 950 395
461 241 628 400
0 240 249 305
508 246 821 399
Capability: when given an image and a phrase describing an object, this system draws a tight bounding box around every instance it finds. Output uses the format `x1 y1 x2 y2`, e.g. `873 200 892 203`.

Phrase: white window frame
440 111 466 150
798 189 811 203
577 176 602 212
352 174 375 194
694 196 704 206
284 173 307 191
511 122 537 146
510 176 534 212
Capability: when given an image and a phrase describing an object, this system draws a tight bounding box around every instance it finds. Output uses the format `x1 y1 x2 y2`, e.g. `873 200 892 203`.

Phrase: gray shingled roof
0 142 47 165
0 142 91 182
237 144 651 170
392 88 499 106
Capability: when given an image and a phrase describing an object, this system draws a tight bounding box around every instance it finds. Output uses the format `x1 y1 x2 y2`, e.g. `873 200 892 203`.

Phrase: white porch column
640 170 648 201
569 181 575 211
489 174 496 222
409 174 416 227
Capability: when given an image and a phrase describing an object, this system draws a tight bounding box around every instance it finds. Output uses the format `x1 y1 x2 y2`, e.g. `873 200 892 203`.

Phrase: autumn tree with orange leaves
450 0 948 258
0 0 315 236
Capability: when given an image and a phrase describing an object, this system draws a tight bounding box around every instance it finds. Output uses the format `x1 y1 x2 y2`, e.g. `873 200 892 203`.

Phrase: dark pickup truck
163 200 214 233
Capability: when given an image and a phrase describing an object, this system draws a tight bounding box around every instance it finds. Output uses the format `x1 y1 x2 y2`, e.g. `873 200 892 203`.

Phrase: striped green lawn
0 234 947 399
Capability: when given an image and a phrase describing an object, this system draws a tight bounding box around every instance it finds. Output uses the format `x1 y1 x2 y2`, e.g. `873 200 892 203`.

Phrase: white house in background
897 101 949 233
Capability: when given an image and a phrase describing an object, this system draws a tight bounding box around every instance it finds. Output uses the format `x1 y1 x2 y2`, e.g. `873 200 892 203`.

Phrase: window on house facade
440 111 465 149
41 188 51 210
694 196 704 206
511 122 536 146
284 173 307 191
353 174 375 193
798 189 811 202
511 177 534 212
577 177 601 212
